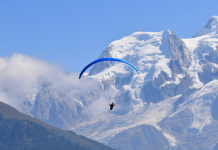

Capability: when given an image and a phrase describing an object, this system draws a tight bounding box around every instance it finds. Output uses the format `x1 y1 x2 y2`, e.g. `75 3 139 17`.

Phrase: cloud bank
0 53 98 112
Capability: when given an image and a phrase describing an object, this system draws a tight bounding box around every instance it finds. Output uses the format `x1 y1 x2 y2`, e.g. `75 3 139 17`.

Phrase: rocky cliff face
108 124 170 150
89 46 113 76
193 16 218 37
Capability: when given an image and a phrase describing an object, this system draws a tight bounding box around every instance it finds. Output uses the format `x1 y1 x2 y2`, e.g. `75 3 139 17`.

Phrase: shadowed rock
108 124 170 150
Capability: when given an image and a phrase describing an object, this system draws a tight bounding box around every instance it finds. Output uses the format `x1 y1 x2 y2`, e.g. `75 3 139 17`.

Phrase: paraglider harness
109 103 115 110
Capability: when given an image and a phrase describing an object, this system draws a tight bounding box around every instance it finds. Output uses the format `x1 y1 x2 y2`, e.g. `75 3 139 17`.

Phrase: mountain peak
193 15 218 37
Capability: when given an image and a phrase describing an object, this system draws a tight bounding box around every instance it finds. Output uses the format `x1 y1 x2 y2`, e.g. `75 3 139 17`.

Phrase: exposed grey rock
159 109 194 137
108 124 170 150
89 46 113 76
205 47 218 63
193 16 218 37
198 59 218 84
30 86 82 129
160 109 218 150
26 82 101 130
169 31 190 77
205 17 215 29
172 88 198 112
196 46 218 85
140 31 192 103
141 72 193 104
140 72 175 103
211 96 218 120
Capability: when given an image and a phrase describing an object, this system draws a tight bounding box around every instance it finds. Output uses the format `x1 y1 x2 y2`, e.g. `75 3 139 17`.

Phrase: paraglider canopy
79 58 139 79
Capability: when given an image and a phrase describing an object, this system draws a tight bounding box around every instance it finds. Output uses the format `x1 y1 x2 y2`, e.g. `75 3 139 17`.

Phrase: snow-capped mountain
18 16 218 150
193 16 218 38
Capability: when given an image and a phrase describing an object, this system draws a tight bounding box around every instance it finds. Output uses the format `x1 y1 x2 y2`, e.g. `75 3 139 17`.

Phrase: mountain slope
107 124 170 150
194 16 218 37
0 101 114 150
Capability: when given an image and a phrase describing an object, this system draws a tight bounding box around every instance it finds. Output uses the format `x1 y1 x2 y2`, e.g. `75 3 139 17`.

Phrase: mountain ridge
0 101 114 150
193 15 218 37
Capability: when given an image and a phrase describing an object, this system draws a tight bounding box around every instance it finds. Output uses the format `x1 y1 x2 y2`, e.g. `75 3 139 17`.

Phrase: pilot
109 103 115 110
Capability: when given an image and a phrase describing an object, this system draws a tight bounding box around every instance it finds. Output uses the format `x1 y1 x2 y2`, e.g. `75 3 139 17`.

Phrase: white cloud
0 53 98 112
82 89 123 118
82 95 109 118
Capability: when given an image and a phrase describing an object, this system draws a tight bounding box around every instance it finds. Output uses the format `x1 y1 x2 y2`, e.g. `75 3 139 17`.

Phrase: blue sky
0 0 218 73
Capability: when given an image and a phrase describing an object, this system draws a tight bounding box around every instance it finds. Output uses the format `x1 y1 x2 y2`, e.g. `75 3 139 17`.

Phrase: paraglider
79 58 139 79
109 103 115 110
79 58 139 110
